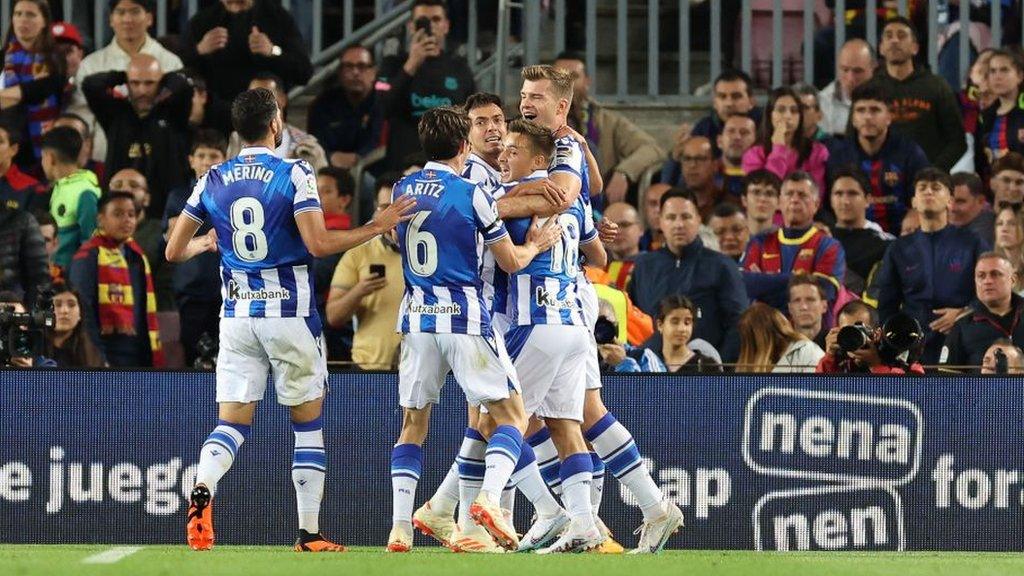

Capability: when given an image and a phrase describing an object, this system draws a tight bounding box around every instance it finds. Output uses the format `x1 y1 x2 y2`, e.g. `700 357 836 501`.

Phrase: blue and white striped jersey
552 136 600 292
462 152 502 193
506 170 598 327
394 161 509 336
181 147 320 318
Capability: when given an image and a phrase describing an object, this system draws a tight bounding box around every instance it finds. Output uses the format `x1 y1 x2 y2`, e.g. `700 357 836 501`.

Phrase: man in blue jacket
628 188 748 361
873 168 989 365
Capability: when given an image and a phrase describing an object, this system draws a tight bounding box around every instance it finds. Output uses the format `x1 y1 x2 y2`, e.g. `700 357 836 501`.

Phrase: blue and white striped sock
527 428 562 496
590 451 605 517
292 417 327 533
480 425 522 498
560 452 595 525
510 441 562 518
586 412 663 521
195 420 251 496
457 428 487 529
390 443 423 527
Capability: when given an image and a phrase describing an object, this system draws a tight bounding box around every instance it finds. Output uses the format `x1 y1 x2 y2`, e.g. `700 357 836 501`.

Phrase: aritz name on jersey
535 286 576 310
220 163 275 184
404 180 444 198
408 302 463 315
227 279 291 301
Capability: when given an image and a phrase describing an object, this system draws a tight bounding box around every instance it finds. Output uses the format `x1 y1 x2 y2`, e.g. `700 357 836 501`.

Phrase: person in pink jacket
743 86 829 199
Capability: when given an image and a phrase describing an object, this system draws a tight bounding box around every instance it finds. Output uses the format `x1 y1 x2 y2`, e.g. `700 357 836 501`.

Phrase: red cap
51 22 83 48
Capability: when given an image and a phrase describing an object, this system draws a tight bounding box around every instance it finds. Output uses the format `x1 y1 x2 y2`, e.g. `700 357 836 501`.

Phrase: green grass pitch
3 545 1024 576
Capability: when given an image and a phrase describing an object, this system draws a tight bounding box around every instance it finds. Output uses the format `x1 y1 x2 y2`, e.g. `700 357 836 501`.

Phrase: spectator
742 87 829 194
817 299 925 374
737 302 824 373
554 51 663 204
325 180 404 370
787 274 829 348
317 166 354 231
742 171 846 309
792 83 826 141
652 294 722 373
51 21 83 80
994 206 1024 294
42 126 100 270
686 69 759 159
869 17 966 171
45 284 105 368
52 112 105 184
819 39 876 137
595 298 664 373
181 68 233 138
34 209 57 261
307 44 384 170
990 152 1024 212
980 339 1024 374
740 169 781 237
826 83 931 234
379 0 475 169
673 136 722 221
83 54 193 216
976 49 1024 172
949 172 995 245
0 0 66 172
941 253 1024 370
708 202 748 263
717 114 757 200
107 167 172 310
639 182 669 251
70 0 184 165
628 188 748 361
873 168 988 364
586 268 656 347
960 49 996 143
69 191 163 367
0 199 48 308
226 72 327 169
0 117 44 211
601 201 642 291
182 0 312 104
0 290 55 367
829 166 893 297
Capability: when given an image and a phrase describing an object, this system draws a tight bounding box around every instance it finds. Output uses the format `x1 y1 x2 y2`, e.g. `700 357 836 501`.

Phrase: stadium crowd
2 0 1023 375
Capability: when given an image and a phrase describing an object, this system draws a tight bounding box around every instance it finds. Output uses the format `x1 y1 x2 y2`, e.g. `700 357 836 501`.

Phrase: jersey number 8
406 211 438 276
230 197 269 262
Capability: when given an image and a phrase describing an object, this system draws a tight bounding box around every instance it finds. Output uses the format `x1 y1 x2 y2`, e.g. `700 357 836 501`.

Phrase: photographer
816 300 924 374
0 291 56 368
981 339 1024 375
596 299 663 373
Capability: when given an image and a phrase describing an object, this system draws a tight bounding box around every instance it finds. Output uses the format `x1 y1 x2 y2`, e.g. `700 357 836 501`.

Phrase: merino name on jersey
393 161 508 336
180 147 321 318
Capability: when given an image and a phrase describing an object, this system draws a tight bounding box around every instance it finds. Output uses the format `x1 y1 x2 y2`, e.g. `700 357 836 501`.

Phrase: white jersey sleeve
181 172 211 224
290 160 322 215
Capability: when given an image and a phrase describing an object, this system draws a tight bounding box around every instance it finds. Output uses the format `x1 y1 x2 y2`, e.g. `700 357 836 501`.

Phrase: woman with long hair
995 205 1024 295
46 285 105 368
742 86 829 195
736 302 824 373
654 295 721 373
0 0 66 170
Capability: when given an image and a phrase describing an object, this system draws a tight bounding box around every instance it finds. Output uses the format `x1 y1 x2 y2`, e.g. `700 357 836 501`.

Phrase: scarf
79 233 164 367
2 40 60 158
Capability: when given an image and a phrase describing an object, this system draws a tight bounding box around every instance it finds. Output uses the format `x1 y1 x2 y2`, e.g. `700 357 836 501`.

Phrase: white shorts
216 316 328 406
577 279 603 391
399 332 520 410
506 324 589 421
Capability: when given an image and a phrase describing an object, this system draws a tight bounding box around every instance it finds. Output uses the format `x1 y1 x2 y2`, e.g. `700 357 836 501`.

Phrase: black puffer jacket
0 207 50 307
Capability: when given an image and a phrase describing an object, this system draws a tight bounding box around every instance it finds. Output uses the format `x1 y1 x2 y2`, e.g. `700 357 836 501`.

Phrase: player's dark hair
232 88 279 144
98 191 136 213
507 118 555 162
742 169 782 197
463 92 503 114
659 187 698 211
418 106 469 161
40 126 82 165
191 128 227 155
829 164 872 198
713 69 754 98
913 167 953 192
318 166 356 197
657 294 698 323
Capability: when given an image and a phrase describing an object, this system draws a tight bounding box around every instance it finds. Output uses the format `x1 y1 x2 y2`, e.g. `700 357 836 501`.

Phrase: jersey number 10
549 214 579 276
230 197 269 262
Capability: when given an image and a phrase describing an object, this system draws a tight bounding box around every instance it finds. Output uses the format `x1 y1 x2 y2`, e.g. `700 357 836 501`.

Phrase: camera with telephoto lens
193 332 219 370
0 290 55 367
837 322 873 354
594 317 618 345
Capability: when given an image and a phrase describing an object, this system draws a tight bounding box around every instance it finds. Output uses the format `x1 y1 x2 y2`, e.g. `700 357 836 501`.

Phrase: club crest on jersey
883 170 900 187
534 286 575 310
227 279 291 301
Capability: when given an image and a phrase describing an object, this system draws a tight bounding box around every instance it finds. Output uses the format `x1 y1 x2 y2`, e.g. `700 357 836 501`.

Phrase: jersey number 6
406 211 438 277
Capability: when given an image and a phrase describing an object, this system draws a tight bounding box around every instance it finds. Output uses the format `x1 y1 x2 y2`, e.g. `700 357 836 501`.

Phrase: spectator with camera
44 284 105 368
873 168 988 364
816 300 925 374
595 298 663 373
69 191 163 368
628 188 748 362
0 290 55 368
379 0 475 169
981 339 1024 374
941 253 1024 371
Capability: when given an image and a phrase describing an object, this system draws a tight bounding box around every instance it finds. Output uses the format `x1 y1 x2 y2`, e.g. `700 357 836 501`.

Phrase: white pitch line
81 546 143 564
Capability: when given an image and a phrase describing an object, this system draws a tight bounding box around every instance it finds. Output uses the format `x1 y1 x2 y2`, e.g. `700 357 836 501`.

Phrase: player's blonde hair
521 65 575 102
